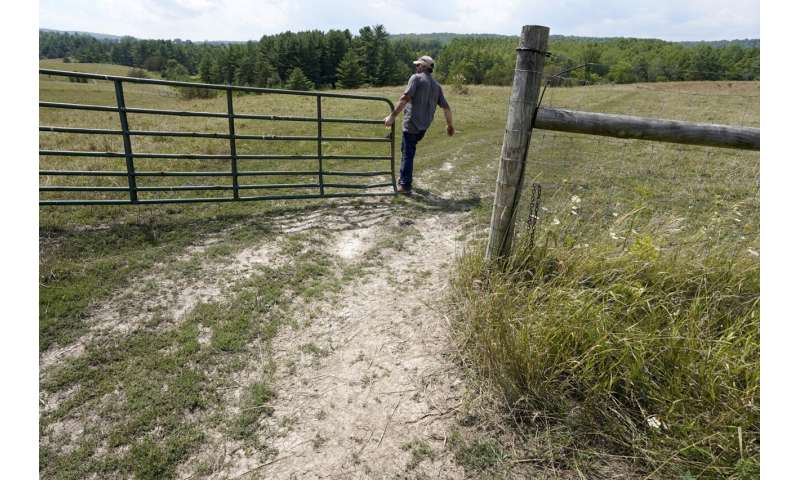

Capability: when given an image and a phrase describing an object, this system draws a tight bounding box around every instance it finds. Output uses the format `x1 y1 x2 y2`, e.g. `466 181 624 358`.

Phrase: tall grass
451 228 759 477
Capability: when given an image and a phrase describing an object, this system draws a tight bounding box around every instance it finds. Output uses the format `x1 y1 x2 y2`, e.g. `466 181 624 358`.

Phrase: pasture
39 59 759 478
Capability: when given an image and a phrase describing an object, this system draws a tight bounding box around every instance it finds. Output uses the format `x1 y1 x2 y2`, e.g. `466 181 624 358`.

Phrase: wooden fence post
486 25 549 260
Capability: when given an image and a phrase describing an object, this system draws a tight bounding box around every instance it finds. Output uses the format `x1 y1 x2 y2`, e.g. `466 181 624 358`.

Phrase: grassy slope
39 61 759 478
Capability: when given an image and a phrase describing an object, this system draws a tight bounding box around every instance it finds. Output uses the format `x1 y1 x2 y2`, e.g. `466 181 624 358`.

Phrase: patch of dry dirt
39 233 289 377
180 209 471 479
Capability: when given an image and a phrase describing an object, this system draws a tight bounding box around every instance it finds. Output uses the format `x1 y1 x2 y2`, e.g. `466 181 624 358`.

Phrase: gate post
485 25 549 260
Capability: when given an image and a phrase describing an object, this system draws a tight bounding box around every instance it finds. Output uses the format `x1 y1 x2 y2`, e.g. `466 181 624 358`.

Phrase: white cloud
174 0 217 13
513 0 760 40
39 0 760 41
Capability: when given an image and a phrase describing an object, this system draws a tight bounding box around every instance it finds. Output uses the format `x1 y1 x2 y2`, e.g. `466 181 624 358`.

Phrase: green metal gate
39 69 397 205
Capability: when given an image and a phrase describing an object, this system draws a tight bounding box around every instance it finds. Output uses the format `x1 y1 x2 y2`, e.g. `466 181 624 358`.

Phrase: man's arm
383 94 411 127
443 107 455 136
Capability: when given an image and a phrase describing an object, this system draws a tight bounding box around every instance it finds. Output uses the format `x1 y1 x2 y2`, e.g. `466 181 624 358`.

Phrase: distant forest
39 28 760 90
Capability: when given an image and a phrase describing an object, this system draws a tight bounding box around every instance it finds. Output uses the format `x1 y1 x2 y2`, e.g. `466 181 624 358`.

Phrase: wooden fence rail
535 107 760 151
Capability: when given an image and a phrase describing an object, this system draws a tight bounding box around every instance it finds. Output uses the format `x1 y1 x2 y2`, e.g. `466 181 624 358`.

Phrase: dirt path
40 198 475 479
212 209 471 479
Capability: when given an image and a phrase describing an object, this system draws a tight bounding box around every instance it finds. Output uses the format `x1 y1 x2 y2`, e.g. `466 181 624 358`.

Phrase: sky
39 0 760 42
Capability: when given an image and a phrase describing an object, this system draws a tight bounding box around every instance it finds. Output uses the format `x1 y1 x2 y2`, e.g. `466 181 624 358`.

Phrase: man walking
384 55 455 194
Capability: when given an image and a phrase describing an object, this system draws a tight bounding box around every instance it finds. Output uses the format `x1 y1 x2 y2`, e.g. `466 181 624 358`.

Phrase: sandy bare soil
171 206 473 479
40 198 474 479
218 212 470 479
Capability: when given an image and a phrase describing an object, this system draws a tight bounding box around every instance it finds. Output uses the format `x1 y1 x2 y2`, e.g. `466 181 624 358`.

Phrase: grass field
39 59 759 478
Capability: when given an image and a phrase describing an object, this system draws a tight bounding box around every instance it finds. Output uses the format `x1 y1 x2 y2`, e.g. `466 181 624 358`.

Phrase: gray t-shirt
402 72 449 134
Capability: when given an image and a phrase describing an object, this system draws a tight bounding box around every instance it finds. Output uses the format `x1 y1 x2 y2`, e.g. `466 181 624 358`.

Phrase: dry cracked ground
39 194 497 480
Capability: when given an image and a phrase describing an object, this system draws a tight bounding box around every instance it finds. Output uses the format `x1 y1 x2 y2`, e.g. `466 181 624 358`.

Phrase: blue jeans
399 130 426 187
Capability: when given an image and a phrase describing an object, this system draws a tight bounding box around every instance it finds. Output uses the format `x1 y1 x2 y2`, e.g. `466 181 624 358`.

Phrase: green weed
447 431 503 472
230 382 275 441
402 438 436 470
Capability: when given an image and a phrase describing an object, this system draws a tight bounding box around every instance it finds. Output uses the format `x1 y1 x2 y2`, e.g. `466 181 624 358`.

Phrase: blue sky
39 0 760 42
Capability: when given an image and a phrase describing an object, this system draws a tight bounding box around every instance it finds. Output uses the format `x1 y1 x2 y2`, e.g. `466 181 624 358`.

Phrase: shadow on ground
40 192 483 250
401 187 483 213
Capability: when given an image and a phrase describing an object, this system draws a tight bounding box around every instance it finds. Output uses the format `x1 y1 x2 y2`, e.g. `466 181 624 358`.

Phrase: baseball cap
413 55 434 68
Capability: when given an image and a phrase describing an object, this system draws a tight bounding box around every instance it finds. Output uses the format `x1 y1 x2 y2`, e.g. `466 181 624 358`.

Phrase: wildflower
646 415 664 429
571 195 581 204
551 218 560 226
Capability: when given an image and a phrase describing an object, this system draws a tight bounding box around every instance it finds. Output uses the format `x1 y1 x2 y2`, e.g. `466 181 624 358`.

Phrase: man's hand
443 107 455 136
383 115 395 128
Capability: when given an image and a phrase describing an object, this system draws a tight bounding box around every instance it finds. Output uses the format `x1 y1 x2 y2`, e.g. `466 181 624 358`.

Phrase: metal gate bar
39 69 397 205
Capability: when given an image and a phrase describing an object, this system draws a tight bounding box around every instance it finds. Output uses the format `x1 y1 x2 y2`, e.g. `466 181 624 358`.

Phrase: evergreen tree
286 67 314 91
371 25 391 85
323 29 351 88
236 45 258 86
297 30 325 87
111 37 136 65
215 46 240 84
354 27 376 84
336 50 366 89
254 59 279 87
162 59 189 80
198 54 214 83
391 59 411 85
375 43 396 86
255 36 280 86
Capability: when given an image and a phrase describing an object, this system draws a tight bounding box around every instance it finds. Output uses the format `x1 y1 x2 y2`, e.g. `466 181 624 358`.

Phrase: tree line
40 27 442 91
437 36 759 86
40 28 758 90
